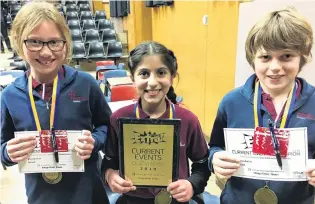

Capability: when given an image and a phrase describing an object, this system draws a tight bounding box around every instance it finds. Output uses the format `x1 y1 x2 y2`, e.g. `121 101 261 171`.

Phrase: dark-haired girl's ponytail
167 49 177 71
167 86 177 104
166 49 178 104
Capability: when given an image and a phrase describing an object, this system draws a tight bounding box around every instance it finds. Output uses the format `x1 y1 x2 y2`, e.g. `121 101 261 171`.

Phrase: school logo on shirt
67 90 87 103
131 131 166 145
297 112 315 121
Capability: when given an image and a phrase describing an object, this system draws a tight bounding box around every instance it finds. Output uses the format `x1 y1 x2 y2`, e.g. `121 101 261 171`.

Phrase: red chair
96 60 115 80
96 60 114 67
110 85 137 102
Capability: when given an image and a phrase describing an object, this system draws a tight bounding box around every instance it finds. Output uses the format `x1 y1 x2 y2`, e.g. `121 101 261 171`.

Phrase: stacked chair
1 1 27 91
103 69 136 102
0 70 24 91
54 1 122 65
110 85 137 102
96 60 116 80
94 60 136 102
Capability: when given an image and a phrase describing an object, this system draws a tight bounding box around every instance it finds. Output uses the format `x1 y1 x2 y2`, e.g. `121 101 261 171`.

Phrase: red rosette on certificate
40 130 69 153
252 127 290 158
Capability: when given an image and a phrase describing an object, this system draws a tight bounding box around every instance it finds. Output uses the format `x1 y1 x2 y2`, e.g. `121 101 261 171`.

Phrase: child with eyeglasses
0 2 111 204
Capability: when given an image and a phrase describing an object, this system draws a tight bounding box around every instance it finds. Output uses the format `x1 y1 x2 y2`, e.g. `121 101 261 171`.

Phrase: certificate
15 130 84 173
108 100 136 113
224 128 308 181
118 118 181 187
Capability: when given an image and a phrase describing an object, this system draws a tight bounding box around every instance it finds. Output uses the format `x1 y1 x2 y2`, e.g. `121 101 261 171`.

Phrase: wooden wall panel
123 1 152 50
91 1 110 17
103 3 110 17
204 1 240 136
151 1 209 130
92 0 103 14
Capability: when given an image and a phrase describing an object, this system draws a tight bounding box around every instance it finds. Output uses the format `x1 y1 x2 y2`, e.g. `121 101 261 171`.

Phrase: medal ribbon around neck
134 101 175 119
253 81 296 128
28 70 61 131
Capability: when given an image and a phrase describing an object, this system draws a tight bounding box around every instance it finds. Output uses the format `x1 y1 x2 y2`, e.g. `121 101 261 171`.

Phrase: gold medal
155 189 172 204
254 186 278 204
42 172 62 184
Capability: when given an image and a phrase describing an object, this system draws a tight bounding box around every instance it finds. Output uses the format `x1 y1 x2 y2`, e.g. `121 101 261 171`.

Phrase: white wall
235 0 315 87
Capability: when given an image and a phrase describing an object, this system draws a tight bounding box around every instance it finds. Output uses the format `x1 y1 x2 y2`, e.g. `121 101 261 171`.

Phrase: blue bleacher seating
95 10 107 21
106 42 122 58
87 41 105 59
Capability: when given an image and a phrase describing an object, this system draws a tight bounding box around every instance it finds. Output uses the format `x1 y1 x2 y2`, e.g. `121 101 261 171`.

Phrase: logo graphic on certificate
118 118 181 187
224 128 308 181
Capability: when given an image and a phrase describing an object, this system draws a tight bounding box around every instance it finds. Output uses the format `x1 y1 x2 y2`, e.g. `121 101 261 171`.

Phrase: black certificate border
117 117 181 188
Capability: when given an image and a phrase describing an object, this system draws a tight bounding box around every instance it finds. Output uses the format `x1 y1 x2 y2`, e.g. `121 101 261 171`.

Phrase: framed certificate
117 118 181 188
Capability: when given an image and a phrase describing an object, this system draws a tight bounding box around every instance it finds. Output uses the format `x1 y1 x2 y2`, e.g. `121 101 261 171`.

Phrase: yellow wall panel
92 0 103 13
125 2 136 50
103 3 110 17
204 1 240 136
134 1 152 47
92 1 110 16
151 2 209 130
124 1 152 50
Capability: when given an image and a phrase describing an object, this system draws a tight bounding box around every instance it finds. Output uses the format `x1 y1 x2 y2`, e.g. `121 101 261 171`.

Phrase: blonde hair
245 6 313 70
11 1 72 62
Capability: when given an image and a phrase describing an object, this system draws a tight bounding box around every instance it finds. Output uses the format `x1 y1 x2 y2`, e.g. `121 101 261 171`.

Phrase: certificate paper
15 130 84 173
224 128 308 181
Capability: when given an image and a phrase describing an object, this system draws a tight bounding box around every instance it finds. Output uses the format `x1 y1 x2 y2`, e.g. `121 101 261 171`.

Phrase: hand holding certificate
224 128 309 181
14 130 85 173
74 130 95 160
212 151 241 180
306 160 315 186
105 169 136 193
6 135 37 163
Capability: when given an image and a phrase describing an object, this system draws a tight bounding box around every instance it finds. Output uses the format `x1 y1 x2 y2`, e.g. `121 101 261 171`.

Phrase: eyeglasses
24 39 66 52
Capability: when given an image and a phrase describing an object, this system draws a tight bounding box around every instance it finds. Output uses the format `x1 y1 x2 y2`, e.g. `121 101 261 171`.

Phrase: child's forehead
136 55 168 68
256 47 300 55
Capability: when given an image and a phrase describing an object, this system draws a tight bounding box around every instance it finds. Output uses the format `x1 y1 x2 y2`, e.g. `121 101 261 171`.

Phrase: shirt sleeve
101 114 119 176
208 103 226 173
1 94 17 166
186 114 211 195
89 77 112 153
